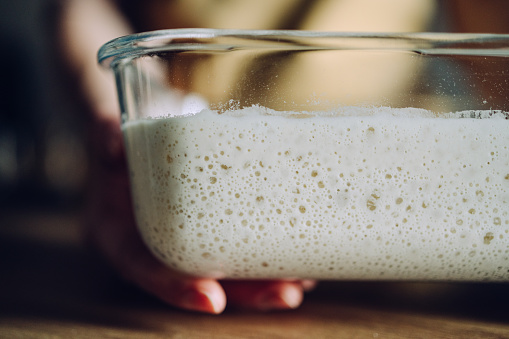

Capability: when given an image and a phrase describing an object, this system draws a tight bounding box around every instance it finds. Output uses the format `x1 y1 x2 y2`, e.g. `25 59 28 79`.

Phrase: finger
125 250 227 314
89 202 227 314
84 137 227 314
301 279 318 292
221 280 304 311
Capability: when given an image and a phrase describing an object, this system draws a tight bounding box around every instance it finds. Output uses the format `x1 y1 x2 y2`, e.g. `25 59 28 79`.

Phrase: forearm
58 0 132 117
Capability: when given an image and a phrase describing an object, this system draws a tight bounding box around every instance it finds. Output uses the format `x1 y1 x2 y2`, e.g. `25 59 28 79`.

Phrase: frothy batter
123 106 509 280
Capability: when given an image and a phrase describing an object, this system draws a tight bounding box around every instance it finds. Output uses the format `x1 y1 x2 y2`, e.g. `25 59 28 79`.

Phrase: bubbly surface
123 106 509 280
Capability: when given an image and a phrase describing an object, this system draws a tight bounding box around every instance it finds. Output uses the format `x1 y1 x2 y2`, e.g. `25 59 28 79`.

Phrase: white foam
123 106 509 280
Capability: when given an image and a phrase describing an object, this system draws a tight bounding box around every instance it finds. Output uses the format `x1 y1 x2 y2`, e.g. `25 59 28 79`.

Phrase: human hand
59 0 315 314
83 103 315 314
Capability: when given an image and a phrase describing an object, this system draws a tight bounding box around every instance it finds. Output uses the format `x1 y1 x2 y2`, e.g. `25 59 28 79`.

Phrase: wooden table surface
0 209 508 338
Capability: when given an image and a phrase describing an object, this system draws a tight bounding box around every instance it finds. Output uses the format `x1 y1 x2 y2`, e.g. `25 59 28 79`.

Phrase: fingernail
180 289 224 314
258 284 303 311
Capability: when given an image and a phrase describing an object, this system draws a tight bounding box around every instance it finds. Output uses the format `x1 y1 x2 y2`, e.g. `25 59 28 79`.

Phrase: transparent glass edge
97 28 509 68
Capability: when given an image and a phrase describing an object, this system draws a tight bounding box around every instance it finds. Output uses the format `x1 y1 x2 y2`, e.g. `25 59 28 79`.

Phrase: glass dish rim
97 28 509 68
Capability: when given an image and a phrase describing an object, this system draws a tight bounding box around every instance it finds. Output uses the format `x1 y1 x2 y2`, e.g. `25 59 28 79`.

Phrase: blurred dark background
0 0 88 211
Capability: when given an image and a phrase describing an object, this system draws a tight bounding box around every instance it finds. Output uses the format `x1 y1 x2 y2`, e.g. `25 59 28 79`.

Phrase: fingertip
279 283 304 309
178 280 226 314
257 283 303 311
301 279 318 292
